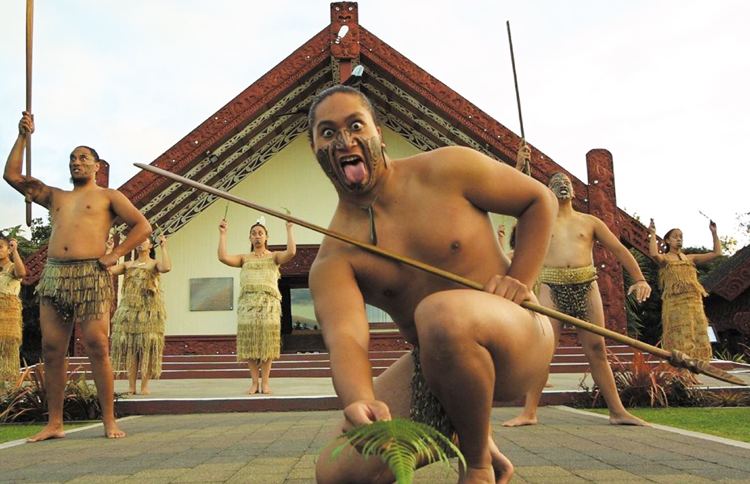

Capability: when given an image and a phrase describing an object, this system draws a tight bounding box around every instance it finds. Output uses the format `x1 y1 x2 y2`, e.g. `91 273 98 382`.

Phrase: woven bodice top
659 259 707 298
240 257 281 299
0 265 21 296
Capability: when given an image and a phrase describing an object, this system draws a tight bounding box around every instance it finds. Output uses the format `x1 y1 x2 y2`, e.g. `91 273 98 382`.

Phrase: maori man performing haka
310 86 558 484
4 112 152 441
503 171 652 428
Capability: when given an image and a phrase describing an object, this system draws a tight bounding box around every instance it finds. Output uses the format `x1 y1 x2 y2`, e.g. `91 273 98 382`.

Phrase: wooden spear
506 20 531 176
134 163 746 386
506 21 524 141
25 0 34 227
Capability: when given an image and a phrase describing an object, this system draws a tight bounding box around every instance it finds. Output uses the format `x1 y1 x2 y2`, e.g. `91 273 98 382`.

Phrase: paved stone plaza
2 406 750 483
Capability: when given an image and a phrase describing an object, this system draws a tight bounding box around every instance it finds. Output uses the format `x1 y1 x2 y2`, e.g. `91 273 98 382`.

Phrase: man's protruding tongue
343 161 367 185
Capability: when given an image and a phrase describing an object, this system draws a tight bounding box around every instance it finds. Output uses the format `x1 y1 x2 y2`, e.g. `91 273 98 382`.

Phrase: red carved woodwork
330 3 359 60
734 312 750 334
164 336 236 356
275 245 318 277
712 259 750 301
587 149 627 335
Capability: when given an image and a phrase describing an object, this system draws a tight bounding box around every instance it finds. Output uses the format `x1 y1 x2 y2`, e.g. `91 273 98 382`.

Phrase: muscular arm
4 114 54 208
449 147 557 290
108 190 152 259
310 254 375 407
593 217 645 280
274 223 297 265
593 216 651 301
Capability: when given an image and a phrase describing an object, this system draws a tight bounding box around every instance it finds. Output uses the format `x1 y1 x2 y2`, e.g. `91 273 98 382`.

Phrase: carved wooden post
330 2 360 84
587 149 627 336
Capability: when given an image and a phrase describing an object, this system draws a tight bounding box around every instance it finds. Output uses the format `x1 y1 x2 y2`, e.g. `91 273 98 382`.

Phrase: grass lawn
0 422 95 444
583 407 750 443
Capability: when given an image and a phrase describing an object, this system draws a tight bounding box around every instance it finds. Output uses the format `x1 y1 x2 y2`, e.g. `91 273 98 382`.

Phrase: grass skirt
236 288 280 362
0 293 22 382
36 258 113 324
110 268 165 379
660 260 712 362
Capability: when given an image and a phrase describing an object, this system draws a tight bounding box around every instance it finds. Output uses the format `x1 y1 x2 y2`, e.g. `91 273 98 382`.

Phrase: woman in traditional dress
109 235 171 395
0 237 26 384
648 219 721 362
218 217 295 394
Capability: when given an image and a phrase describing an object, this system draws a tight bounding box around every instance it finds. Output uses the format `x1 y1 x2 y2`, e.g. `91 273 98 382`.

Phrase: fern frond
326 419 465 484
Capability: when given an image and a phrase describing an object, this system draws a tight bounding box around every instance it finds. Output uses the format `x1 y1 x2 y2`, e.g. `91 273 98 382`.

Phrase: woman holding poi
0 237 27 383
218 216 295 394
108 235 171 395
648 218 721 363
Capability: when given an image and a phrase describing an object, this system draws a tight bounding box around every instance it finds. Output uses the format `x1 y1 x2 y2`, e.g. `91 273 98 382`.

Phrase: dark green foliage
327 419 465 484
1 216 52 259
623 248 663 345
0 364 106 423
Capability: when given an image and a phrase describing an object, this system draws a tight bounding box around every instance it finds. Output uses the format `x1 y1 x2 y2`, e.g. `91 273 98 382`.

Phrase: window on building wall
290 288 393 331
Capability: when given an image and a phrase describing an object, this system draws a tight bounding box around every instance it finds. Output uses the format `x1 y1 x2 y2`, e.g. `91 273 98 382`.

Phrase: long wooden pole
134 163 745 386
506 21 525 140
25 0 34 227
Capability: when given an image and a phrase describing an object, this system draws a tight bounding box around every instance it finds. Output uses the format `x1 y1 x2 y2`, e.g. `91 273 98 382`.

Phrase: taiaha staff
507 20 532 177
134 163 745 386
506 21 525 140
25 0 34 227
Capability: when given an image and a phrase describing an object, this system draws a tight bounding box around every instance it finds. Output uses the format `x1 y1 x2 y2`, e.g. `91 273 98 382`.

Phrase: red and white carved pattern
164 336 236 356
587 150 626 335
713 258 750 301
275 245 318 277
330 3 359 59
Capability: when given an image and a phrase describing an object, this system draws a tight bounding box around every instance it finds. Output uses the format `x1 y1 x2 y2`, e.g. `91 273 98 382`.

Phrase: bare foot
488 437 514 484
501 413 537 427
104 421 126 439
27 423 65 442
261 386 273 394
545 381 553 388
609 411 650 427
124 389 136 396
459 465 498 484
246 383 259 395
140 387 151 396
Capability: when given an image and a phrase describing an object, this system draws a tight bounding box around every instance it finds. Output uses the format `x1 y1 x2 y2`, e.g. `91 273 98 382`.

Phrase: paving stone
1 407 749 483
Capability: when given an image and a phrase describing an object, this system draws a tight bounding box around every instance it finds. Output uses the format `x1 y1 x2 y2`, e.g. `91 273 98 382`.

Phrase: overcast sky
1 1 748 251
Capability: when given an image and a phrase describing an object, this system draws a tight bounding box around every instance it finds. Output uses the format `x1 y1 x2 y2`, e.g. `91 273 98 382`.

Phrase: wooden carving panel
330 2 359 59
619 209 655 259
276 245 319 277
587 149 627 335
164 336 236 355
734 312 750 334
713 258 750 301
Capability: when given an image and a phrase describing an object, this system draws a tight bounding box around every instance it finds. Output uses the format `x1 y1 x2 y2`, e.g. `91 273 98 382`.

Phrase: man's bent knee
82 336 109 360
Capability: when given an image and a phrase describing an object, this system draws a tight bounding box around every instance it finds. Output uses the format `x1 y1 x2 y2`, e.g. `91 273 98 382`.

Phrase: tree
0 216 51 259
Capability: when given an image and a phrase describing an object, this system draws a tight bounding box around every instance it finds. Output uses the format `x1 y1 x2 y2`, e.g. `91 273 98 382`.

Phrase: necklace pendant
368 205 377 245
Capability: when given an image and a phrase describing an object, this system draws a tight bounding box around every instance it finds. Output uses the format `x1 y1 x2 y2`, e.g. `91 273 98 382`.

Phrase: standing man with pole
4 113 152 441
